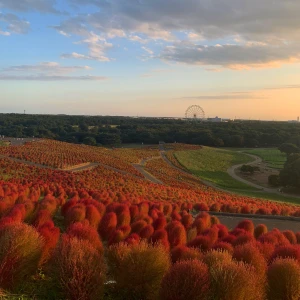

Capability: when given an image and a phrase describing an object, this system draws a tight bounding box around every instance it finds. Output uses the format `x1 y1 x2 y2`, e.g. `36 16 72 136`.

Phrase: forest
1 113 300 147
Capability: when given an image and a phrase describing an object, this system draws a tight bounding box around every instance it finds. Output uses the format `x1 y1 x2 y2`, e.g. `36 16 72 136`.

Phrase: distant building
288 117 300 123
207 116 222 122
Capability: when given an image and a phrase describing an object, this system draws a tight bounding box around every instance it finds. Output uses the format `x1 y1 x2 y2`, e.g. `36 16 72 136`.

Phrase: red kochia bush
168 223 187 248
85 204 102 229
0 223 43 291
99 212 117 241
233 243 267 277
188 235 213 252
254 224 268 239
32 209 52 228
139 224 154 240
267 258 300 300
52 235 106 300
160 259 210 300
170 245 202 263
271 245 300 263
67 222 103 254
38 221 60 266
235 220 254 235
152 229 170 251
153 216 167 231
65 204 86 226
213 242 234 254
282 230 297 244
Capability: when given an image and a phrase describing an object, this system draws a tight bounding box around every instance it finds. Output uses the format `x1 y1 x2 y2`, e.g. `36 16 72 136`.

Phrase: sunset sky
0 0 300 120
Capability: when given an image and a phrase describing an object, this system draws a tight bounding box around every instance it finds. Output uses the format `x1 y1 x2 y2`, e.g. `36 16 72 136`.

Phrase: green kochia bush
108 241 170 300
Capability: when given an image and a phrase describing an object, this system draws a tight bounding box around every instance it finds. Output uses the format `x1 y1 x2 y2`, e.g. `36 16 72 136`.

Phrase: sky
0 0 300 120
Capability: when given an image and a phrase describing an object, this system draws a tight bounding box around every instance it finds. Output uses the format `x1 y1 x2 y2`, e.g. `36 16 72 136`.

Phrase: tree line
1 113 300 148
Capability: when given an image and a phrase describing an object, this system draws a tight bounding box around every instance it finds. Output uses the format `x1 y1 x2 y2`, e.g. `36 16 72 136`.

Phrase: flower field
0 140 300 298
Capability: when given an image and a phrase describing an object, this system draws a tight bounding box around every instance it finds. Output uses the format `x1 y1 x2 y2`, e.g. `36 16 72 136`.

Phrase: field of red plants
0 140 300 298
0 180 300 299
0 139 159 176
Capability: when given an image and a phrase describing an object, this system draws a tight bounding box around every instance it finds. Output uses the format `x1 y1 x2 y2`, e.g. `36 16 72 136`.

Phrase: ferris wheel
185 105 205 121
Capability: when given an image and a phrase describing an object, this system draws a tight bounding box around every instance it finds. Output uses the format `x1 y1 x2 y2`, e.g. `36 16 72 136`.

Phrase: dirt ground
236 160 279 188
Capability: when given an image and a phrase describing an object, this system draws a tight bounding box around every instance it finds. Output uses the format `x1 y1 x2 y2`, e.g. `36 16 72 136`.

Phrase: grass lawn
228 148 286 169
174 147 300 205
174 147 255 190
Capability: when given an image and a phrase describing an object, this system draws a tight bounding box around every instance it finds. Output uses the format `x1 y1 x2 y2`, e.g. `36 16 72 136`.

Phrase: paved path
227 152 300 199
0 137 39 146
208 212 300 232
132 156 163 184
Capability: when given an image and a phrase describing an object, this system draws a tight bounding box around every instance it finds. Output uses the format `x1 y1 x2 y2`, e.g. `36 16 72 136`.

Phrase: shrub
131 220 147 234
152 217 167 231
254 224 268 239
99 212 117 241
85 204 102 229
209 260 265 300
38 221 60 266
65 204 86 226
188 235 213 252
283 230 297 244
160 260 210 300
108 241 170 300
67 222 103 254
271 245 300 263
233 243 267 277
212 242 234 254
139 224 154 240
170 245 202 263
267 258 300 300
0 223 43 291
203 250 232 269
235 220 254 235
152 229 170 251
181 214 193 229
52 235 106 300
168 223 187 248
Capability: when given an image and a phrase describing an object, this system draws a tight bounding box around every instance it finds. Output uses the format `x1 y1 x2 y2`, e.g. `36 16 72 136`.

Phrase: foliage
160 259 210 300
107 241 170 300
52 235 106 300
0 223 43 291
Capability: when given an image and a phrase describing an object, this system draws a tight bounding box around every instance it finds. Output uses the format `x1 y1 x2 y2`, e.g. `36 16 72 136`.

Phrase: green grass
174 147 300 205
228 148 286 169
175 147 256 190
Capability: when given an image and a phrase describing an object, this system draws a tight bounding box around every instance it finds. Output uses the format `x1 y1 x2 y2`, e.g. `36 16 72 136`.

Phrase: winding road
227 152 300 199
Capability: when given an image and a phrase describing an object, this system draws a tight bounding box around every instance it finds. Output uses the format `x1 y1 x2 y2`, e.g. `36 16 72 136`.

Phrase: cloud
3 62 91 74
140 68 173 78
159 41 300 69
50 0 300 68
66 0 300 41
0 30 10 36
142 46 154 55
0 75 107 81
0 62 107 81
0 13 30 34
60 32 112 62
0 0 58 13
181 92 264 100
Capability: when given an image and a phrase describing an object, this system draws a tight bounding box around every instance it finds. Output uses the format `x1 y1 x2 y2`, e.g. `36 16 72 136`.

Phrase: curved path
209 212 300 231
132 156 163 184
227 152 300 199
159 148 300 231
